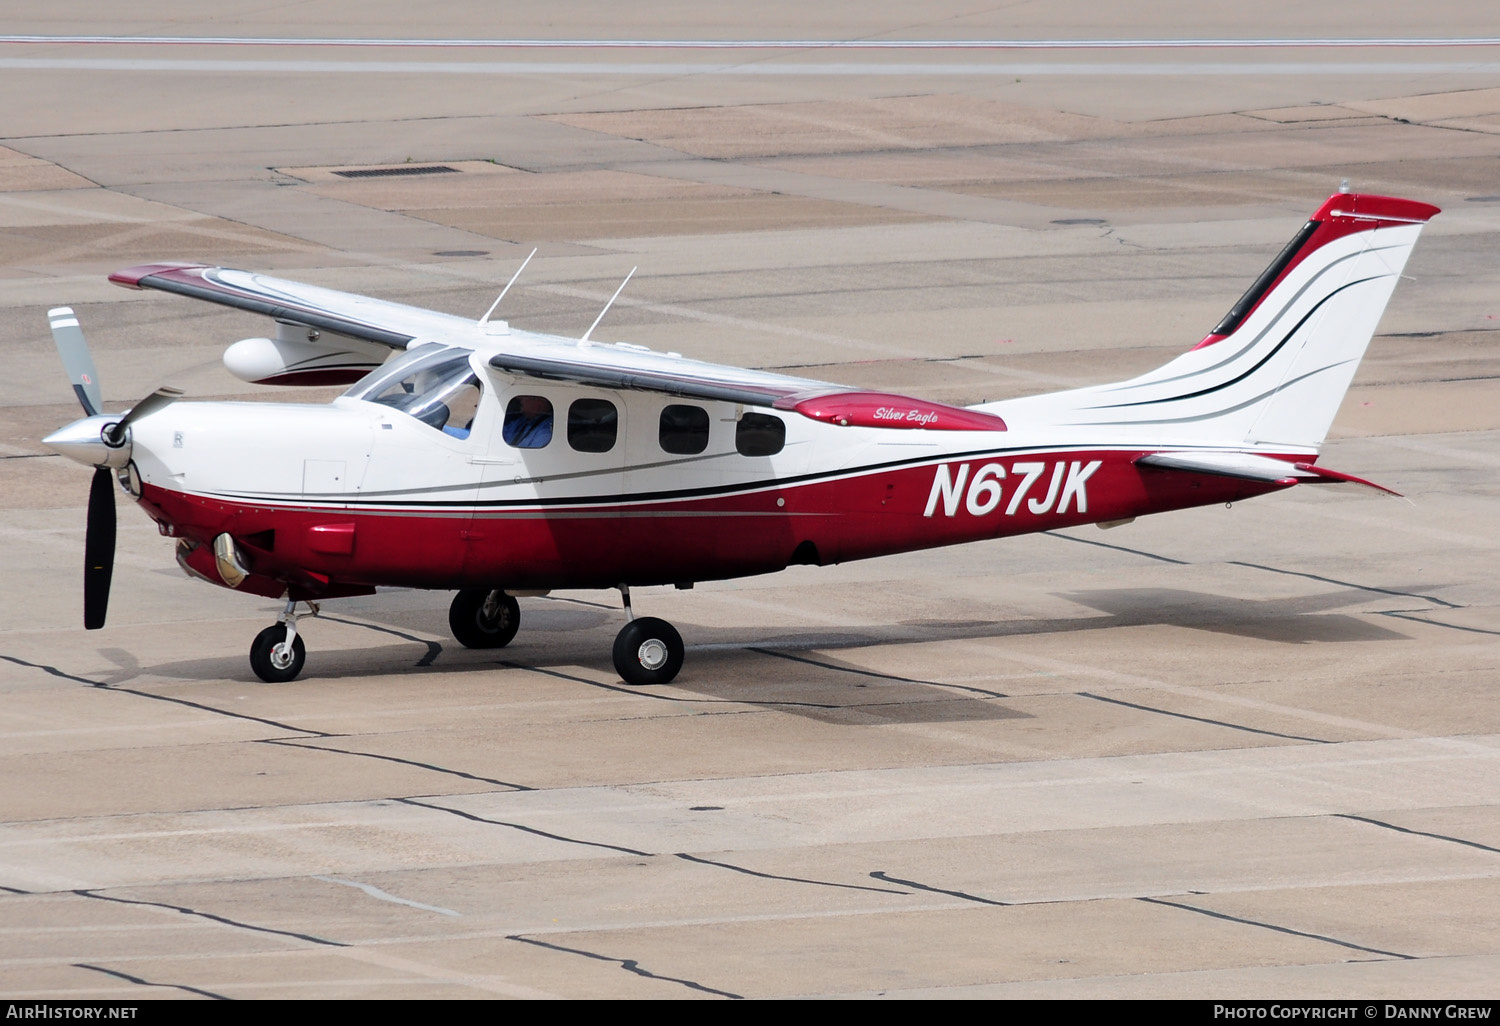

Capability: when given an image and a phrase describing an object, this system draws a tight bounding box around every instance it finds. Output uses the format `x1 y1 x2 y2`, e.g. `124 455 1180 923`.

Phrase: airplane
42 191 1437 686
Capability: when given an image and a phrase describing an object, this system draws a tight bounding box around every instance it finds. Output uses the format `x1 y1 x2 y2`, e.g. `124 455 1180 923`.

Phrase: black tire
612 617 684 686
449 589 520 649
250 624 306 684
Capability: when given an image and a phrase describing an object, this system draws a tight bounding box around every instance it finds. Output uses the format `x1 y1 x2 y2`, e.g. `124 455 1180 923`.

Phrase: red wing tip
108 262 212 289
1292 462 1404 496
1311 193 1441 224
781 391 1007 431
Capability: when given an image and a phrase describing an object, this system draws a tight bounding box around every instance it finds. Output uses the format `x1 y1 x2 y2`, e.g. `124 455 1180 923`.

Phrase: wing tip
109 262 212 290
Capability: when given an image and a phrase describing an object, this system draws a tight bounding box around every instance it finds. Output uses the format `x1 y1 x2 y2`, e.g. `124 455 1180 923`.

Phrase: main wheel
612 617 684 686
449 589 520 649
250 624 306 683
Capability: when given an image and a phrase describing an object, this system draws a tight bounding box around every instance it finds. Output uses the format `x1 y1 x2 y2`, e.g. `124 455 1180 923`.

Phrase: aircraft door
351 347 487 585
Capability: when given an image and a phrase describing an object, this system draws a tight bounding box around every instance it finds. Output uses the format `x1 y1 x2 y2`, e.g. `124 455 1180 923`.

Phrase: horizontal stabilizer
1137 452 1400 496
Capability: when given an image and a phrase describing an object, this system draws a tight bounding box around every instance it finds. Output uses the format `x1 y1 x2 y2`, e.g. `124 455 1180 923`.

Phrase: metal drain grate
332 165 460 179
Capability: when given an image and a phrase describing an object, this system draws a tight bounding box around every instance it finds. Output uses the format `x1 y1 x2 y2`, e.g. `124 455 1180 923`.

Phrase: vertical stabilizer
991 194 1439 451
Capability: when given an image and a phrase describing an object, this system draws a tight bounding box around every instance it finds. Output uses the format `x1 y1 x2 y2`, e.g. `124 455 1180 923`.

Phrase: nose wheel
250 625 305 683
611 586 684 685
249 598 315 683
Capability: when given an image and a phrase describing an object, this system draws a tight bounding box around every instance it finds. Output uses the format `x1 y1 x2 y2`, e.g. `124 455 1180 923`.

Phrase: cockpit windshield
345 344 481 437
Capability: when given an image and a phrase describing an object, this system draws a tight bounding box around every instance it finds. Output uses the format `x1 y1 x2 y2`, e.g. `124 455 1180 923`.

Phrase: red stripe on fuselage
136 450 1289 593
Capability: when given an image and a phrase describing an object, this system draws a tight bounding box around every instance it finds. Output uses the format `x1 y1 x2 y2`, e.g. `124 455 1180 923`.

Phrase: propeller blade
84 467 116 630
48 307 104 417
105 386 184 446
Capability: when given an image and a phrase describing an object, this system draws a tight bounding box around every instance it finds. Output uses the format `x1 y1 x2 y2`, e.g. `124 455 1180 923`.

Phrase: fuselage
122 346 1287 601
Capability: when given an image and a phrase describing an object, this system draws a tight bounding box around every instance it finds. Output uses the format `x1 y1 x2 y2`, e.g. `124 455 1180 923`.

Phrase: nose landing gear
249 597 318 683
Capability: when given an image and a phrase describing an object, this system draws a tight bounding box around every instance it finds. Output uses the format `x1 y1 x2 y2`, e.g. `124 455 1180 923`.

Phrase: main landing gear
448 588 521 649
249 597 317 683
447 585 686 686
612 585 685 686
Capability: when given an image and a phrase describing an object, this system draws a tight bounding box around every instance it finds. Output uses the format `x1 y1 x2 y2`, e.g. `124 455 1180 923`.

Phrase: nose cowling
43 414 132 469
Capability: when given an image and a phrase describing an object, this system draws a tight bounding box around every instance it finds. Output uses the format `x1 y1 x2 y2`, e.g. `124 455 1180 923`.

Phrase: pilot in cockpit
503 395 553 448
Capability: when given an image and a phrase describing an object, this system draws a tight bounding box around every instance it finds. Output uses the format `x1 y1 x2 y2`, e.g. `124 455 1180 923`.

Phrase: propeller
47 308 180 630
48 307 103 417
84 466 115 630
104 386 184 446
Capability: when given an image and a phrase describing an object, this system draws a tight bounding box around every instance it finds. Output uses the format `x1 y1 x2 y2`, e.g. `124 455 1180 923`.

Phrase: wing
110 263 474 348
111 262 1008 432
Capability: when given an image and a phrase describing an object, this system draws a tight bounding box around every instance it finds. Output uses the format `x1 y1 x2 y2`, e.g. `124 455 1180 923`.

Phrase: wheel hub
637 638 668 671
270 643 295 670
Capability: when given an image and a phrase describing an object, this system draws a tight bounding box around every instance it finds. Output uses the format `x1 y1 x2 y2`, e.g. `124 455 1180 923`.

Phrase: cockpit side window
348 346 482 437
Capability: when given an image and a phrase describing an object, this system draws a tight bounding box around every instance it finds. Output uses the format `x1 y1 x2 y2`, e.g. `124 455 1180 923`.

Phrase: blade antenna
580 267 636 344
479 247 537 327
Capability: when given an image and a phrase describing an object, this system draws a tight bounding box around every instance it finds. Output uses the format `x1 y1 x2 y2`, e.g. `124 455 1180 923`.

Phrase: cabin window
568 398 618 453
736 413 785 457
503 395 554 449
659 404 709 455
353 345 482 437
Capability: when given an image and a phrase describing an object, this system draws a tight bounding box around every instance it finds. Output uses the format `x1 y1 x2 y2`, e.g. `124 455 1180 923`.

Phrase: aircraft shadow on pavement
116 583 1410 727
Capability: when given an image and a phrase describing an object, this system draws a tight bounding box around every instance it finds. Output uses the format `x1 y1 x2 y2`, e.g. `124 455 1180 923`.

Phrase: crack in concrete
0 653 326 735
676 852 909 895
752 647 1010 698
73 962 229 1000
507 934 743 999
259 737 534 790
1336 812 1500 855
395 796 652 856
74 889 347 947
1138 895 1415 959
870 870 1009 905
321 614 442 666
1079 690 1329 743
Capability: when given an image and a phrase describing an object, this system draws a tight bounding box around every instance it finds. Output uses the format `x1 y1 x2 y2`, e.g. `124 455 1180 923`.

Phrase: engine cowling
224 321 386 386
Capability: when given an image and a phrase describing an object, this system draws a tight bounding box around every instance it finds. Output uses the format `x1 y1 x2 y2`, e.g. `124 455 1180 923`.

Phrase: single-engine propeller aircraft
44 192 1436 684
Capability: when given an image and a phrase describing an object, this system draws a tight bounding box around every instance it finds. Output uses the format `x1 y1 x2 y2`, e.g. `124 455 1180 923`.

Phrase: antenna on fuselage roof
479 247 537 328
579 266 637 345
